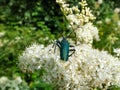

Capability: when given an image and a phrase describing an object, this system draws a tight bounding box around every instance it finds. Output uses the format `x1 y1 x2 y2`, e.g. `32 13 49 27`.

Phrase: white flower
96 20 102 24
105 18 111 24
114 48 120 57
98 0 103 4
117 21 120 26
72 6 80 13
18 43 60 73
66 14 81 26
56 0 95 27
0 76 29 89
79 0 88 7
14 76 22 84
75 22 99 45
114 8 120 13
0 32 5 38
0 77 8 84
56 0 97 45
18 0 120 89
18 43 120 90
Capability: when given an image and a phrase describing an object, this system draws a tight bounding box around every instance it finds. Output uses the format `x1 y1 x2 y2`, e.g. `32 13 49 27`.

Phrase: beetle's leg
69 49 75 57
49 40 61 53
56 40 61 48
48 40 55 53
69 45 74 47
69 45 75 57
53 40 61 53
69 45 75 50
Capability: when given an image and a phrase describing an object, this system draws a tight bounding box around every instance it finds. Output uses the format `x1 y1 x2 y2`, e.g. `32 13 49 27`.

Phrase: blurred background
0 0 120 89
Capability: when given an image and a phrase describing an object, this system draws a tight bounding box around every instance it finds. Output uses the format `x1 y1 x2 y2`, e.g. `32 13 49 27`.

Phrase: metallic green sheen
60 38 69 61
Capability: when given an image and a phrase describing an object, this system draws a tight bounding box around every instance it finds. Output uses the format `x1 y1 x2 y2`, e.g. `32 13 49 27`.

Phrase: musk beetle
53 37 75 61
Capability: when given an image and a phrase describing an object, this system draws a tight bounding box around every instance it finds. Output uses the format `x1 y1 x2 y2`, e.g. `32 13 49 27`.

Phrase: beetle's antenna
62 32 66 38
60 12 75 38
62 33 67 39
66 23 76 38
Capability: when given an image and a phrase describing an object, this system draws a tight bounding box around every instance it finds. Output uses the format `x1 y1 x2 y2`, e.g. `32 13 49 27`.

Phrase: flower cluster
114 8 120 14
56 0 95 27
18 43 60 73
97 0 103 5
75 22 100 45
18 43 120 89
0 76 29 90
56 0 99 45
18 0 120 89
0 32 5 38
114 48 120 57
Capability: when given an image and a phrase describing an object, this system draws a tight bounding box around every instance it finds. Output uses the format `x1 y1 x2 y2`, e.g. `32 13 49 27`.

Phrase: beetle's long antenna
66 23 76 38
60 12 75 38
66 23 77 44
54 43 56 53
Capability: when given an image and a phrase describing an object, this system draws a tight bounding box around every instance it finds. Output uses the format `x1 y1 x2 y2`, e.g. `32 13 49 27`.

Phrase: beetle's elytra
53 37 75 61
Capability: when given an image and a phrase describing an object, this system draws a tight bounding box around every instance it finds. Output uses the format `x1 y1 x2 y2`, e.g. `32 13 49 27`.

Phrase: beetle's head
62 37 67 41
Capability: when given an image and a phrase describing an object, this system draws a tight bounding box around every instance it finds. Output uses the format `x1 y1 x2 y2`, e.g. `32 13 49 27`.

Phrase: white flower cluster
0 32 5 38
114 48 120 57
56 0 95 27
18 43 60 73
98 0 103 5
18 0 120 89
114 8 120 14
75 22 100 45
56 0 99 45
0 76 29 90
18 43 120 90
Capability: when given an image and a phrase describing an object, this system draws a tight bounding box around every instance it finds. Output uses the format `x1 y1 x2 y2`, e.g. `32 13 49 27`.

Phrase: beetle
53 37 75 61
